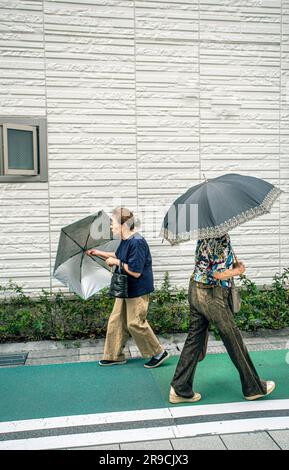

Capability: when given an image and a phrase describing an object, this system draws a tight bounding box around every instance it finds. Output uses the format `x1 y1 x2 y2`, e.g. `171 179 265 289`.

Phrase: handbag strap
111 261 123 274
232 248 238 264
230 247 238 285
113 260 124 273
119 260 124 273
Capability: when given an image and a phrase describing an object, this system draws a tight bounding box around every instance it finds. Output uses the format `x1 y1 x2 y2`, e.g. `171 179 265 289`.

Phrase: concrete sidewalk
0 328 288 367
69 429 289 450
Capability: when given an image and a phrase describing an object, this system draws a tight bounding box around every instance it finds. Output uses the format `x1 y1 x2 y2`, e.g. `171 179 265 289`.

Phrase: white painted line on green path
1 417 289 450
169 398 289 418
0 425 175 450
0 408 171 434
1 399 289 435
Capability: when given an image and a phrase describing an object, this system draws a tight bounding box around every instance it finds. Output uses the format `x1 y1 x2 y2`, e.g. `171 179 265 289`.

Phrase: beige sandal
169 386 202 404
244 380 275 400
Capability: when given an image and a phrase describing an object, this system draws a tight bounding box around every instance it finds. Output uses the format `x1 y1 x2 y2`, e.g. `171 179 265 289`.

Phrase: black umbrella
53 210 120 299
160 173 283 245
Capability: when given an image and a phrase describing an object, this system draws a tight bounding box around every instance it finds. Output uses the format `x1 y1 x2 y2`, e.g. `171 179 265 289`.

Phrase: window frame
3 123 38 176
0 117 48 183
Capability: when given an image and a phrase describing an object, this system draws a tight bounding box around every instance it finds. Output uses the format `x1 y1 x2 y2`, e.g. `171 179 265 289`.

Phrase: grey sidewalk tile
160 345 179 354
26 357 81 366
257 328 289 337
268 430 289 450
28 349 80 359
170 333 188 343
207 340 224 347
120 439 173 450
171 436 227 450
66 444 120 450
246 343 275 352
0 340 64 353
129 352 142 359
241 330 281 339
243 337 273 344
268 336 289 343
158 336 176 345
79 346 108 355
79 354 104 362
0 339 107 354
207 346 226 354
268 342 288 350
0 328 287 366
220 432 280 450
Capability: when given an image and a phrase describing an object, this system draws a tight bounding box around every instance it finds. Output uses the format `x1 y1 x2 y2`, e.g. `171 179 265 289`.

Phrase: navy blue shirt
115 232 154 298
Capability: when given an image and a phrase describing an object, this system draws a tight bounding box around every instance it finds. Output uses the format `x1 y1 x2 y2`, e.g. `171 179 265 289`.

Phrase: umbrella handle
232 249 238 264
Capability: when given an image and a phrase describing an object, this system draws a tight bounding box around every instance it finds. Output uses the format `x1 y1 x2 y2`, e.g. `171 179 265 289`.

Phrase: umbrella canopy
53 210 120 299
161 173 283 245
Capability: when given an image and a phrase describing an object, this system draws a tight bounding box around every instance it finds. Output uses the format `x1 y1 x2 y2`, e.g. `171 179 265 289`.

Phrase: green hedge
0 269 288 343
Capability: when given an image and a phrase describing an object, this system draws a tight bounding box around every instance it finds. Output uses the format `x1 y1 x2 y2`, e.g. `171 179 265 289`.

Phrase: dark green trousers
171 280 267 398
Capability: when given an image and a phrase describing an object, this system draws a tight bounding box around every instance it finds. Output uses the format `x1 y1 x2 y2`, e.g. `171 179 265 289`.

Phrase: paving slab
246 343 276 352
66 444 120 450
243 337 273 344
0 341 64 353
247 329 289 338
0 339 106 354
120 439 173 450
171 436 227 450
25 357 81 366
167 333 188 342
207 346 226 354
268 337 289 343
220 432 280 450
0 331 288 368
269 342 288 350
79 346 108 354
206 340 225 346
28 349 80 359
79 354 103 362
268 430 289 450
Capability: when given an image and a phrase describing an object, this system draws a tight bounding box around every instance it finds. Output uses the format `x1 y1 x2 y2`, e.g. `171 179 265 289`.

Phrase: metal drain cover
0 353 28 366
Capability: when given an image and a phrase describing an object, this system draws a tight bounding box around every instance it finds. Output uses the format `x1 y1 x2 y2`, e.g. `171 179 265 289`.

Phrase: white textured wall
0 0 288 295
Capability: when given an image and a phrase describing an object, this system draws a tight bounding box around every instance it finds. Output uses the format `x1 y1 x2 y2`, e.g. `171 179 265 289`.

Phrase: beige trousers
103 294 163 361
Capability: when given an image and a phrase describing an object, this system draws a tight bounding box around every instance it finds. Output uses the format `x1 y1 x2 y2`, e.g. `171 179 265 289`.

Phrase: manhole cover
0 353 28 366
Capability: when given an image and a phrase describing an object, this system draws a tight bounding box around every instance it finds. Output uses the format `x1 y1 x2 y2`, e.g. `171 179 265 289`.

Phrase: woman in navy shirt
86 207 169 369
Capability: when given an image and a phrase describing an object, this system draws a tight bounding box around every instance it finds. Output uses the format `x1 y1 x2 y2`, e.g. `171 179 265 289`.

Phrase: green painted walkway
0 350 288 423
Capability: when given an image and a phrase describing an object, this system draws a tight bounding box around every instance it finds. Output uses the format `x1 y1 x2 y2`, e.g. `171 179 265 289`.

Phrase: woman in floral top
193 233 234 288
169 232 275 405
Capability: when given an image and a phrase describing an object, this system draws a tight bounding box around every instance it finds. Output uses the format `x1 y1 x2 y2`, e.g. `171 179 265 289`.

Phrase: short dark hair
112 207 134 230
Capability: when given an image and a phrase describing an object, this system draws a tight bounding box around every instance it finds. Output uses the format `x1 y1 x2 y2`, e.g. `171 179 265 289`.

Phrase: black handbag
228 250 242 314
109 261 128 298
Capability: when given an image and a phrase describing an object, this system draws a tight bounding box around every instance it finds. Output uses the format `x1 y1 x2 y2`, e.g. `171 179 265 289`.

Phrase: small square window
3 124 38 176
0 117 47 183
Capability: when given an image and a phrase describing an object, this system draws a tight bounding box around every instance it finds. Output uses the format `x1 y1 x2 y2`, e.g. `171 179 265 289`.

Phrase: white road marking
0 426 176 450
1 399 289 434
1 416 289 450
0 408 171 434
169 398 289 418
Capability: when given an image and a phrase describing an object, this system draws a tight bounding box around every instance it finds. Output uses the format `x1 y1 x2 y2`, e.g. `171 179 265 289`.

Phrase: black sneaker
144 351 170 369
99 360 127 366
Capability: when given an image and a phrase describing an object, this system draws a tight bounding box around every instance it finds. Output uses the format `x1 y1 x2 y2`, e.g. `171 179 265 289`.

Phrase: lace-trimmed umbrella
160 173 283 245
53 210 120 299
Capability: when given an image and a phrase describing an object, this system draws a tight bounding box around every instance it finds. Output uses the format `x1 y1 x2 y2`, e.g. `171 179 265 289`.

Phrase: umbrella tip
203 173 208 183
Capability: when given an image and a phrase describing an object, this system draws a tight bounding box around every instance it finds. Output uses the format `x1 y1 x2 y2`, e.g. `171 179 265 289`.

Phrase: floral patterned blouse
192 233 234 288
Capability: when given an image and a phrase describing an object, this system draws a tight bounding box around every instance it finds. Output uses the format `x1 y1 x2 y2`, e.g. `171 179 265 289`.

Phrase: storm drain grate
0 353 28 367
